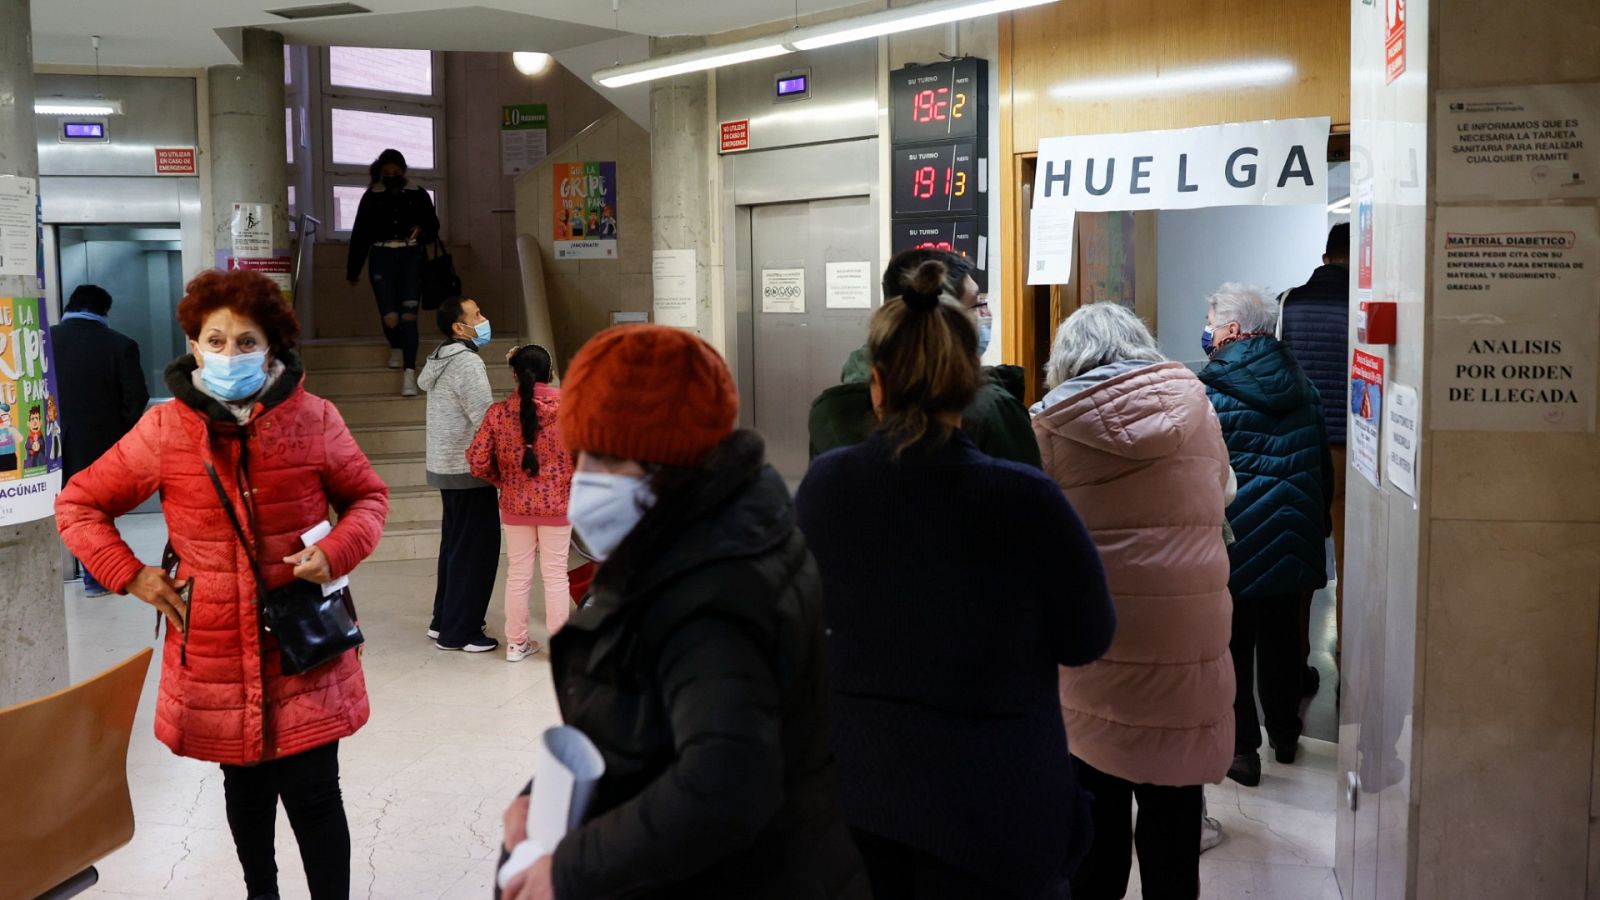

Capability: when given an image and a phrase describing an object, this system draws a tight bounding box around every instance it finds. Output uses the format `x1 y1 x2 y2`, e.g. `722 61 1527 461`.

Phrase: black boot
1269 732 1300 765
1227 753 1261 787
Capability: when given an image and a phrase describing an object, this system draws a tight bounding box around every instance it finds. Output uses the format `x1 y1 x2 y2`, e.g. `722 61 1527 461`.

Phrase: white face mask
568 472 655 562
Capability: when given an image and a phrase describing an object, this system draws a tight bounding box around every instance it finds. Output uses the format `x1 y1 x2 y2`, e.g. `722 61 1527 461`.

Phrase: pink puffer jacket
1033 361 1234 786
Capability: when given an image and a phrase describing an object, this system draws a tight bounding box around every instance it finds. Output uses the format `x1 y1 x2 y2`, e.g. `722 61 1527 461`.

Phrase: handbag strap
204 461 270 598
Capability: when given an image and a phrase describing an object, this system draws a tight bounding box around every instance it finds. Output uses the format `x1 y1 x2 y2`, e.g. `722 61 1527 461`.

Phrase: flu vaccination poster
552 161 619 260
0 297 62 525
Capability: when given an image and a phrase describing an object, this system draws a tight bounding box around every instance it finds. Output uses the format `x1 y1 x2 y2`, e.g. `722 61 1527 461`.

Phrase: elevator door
750 196 878 481
56 225 186 400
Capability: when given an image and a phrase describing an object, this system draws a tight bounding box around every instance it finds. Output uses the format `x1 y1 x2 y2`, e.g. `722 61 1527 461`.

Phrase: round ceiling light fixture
513 52 553 76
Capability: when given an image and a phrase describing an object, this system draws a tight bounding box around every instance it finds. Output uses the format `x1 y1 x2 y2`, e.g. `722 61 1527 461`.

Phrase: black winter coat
1279 264 1350 444
50 317 149 483
548 463 868 900
1200 335 1334 599
345 183 440 281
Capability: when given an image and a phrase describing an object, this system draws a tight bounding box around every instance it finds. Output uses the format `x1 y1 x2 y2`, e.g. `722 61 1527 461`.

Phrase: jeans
432 486 501 645
503 524 572 645
1070 757 1202 900
1232 592 1306 754
368 244 422 370
221 741 349 899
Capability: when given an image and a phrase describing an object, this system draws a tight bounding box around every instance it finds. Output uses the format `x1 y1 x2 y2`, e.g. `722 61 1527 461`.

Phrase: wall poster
0 297 62 525
553 162 619 261
652 249 697 328
0 177 39 278
1435 82 1600 201
760 268 806 314
1350 350 1384 489
1386 383 1419 498
501 104 549 176
230 202 272 260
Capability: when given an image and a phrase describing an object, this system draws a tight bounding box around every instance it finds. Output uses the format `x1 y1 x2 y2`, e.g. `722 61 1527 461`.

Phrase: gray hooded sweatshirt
418 340 493 489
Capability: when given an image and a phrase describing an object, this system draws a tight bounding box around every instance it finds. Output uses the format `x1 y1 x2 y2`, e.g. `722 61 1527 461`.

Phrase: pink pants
503 524 572 645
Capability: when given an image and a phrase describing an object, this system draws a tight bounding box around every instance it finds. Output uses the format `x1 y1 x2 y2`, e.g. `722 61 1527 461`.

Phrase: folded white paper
300 520 349 598
498 725 607 889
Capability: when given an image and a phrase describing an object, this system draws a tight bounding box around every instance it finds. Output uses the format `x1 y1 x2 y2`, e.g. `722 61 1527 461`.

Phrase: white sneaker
426 628 440 640
506 640 539 662
401 369 418 397
387 348 403 369
1200 816 1224 854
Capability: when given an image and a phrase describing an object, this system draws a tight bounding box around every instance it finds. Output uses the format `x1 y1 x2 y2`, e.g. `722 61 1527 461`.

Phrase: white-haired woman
1198 284 1333 788
1032 302 1235 899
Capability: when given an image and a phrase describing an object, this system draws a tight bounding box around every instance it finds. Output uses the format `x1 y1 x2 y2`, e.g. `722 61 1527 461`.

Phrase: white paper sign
1435 82 1600 201
0 176 38 278
1385 384 1420 498
825 261 873 310
1028 207 1076 285
651 249 697 328
761 268 806 314
230 202 272 259
1433 205 1600 311
1032 116 1330 213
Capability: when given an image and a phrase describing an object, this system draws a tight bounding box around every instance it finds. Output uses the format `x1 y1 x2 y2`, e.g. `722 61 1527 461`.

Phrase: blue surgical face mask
1200 326 1215 356
976 318 993 357
472 319 492 348
568 472 655 561
200 350 269 401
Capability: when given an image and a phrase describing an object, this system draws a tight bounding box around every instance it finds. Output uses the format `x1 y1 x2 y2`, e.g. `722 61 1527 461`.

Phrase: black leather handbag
205 462 363 676
420 236 462 311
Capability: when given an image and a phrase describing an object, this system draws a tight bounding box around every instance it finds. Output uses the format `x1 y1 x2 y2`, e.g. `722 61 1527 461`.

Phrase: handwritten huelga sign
0 297 62 525
1032 117 1331 212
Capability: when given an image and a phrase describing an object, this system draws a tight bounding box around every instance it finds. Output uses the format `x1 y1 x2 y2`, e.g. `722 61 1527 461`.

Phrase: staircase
300 336 520 563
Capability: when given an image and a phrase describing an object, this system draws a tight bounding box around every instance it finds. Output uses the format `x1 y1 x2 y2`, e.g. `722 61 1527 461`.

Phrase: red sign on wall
155 147 197 175
720 119 750 154
1385 0 1406 84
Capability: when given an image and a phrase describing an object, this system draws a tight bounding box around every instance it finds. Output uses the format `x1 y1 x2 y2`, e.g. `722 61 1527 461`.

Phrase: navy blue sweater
795 432 1115 896
1279 264 1350 444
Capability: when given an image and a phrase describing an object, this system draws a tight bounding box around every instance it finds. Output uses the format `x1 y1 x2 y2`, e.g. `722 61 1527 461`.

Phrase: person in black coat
51 284 149 596
346 148 440 397
796 257 1117 899
498 324 867 900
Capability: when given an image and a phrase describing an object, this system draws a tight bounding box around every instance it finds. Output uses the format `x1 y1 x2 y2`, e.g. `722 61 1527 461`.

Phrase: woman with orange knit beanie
497 325 868 900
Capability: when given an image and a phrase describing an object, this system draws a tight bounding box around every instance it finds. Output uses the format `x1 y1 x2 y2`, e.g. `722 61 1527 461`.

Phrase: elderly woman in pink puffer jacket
1030 302 1235 900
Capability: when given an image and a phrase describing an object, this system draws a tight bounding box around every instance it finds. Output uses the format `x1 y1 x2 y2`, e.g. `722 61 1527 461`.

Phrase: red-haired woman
57 269 389 900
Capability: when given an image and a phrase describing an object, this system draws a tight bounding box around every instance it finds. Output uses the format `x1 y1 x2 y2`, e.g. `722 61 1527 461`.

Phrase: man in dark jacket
807 249 1040 467
1199 283 1333 787
1279 223 1349 653
51 284 149 596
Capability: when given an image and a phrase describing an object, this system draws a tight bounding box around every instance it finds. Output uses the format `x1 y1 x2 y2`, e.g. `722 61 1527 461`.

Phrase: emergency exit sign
155 147 197 175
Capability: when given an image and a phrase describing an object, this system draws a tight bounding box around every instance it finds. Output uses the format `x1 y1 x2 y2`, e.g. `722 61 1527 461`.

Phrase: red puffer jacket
56 353 388 765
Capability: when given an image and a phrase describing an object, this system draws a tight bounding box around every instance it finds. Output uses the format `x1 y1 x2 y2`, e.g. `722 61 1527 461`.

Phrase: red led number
914 165 938 199
912 87 953 124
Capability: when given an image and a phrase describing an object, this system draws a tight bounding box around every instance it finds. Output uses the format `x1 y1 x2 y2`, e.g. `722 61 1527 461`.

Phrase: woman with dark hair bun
796 259 1117 899
467 343 574 661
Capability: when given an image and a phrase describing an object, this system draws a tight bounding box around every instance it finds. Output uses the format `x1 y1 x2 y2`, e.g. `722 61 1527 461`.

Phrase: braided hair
510 344 554 476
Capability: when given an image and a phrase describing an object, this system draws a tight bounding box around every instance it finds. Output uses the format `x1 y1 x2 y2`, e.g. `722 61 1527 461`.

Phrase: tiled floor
69 513 1339 899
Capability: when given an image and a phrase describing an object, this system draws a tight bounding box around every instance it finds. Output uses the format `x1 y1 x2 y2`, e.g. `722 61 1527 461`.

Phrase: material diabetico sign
0 297 62 525
1032 117 1331 213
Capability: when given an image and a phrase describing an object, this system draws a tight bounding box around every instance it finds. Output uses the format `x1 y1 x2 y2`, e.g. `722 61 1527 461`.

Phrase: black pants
368 244 422 370
221 741 349 899
1071 757 1201 900
1232 592 1306 754
433 485 501 645
853 829 1068 900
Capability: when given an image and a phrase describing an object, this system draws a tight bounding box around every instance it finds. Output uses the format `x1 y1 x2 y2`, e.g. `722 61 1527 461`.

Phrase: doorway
748 195 878 481
55 225 187 400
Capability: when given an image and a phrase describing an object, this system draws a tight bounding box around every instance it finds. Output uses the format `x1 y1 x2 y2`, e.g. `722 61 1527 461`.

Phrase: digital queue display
892 142 981 217
892 219 987 292
890 58 984 143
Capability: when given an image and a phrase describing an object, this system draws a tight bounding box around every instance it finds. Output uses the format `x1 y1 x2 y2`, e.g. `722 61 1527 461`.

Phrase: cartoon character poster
0 297 62 525
552 162 619 261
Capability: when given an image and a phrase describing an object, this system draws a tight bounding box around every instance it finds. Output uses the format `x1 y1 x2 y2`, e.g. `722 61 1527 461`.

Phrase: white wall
1155 204 1331 369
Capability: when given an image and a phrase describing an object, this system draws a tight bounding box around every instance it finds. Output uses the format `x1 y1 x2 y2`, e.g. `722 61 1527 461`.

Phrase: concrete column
208 28 289 269
649 37 724 348
0 0 69 708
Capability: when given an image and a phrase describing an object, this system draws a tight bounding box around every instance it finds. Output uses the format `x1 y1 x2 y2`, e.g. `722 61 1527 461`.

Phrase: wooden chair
0 649 153 900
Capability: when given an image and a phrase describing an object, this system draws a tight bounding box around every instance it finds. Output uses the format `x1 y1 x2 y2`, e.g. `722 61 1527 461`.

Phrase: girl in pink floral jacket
467 344 574 661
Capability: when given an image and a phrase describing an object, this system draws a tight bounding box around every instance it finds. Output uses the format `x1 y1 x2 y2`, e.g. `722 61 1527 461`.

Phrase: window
328 47 433 96
286 107 295 164
332 184 436 233
329 107 436 169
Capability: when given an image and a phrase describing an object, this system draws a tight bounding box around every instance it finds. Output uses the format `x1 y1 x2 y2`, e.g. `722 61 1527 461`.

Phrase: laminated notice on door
761 268 806 314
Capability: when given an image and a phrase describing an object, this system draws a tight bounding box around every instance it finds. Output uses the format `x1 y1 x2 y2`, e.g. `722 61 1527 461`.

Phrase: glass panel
286 107 294 164
284 44 292 85
334 184 436 233
328 47 433 96
330 107 435 169
56 226 185 400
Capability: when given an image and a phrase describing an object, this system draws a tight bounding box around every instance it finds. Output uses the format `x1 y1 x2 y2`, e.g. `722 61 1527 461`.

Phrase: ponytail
509 344 554 477
869 258 980 458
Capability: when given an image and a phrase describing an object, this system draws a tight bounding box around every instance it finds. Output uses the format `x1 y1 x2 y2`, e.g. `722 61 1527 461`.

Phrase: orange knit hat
558 325 738 467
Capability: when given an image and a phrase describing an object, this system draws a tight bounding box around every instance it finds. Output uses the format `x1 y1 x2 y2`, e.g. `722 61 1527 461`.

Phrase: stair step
306 366 418 398
350 423 427 457
368 452 429 491
370 520 441 563
386 485 442 523
325 394 426 428
300 337 521 372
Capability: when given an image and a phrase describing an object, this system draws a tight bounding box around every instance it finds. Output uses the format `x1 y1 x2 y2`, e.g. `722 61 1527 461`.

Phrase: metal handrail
292 213 322 307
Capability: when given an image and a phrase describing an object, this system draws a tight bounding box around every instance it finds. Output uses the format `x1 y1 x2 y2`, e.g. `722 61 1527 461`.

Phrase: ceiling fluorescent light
1049 60 1297 100
790 0 1057 50
513 52 553 76
596 43 791 88
35 100 122 116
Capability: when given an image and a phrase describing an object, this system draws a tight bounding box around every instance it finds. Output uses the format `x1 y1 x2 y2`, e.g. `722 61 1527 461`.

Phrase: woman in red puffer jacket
56 269 388 900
